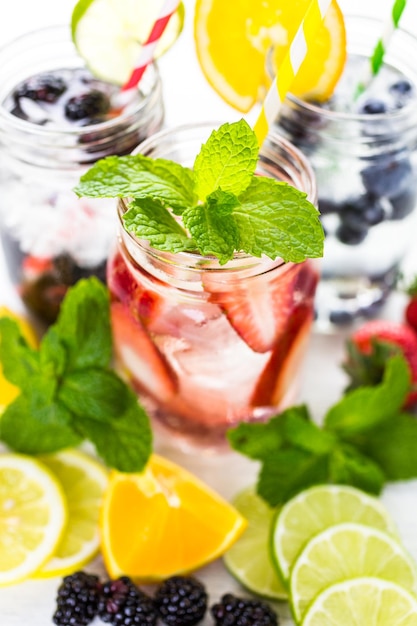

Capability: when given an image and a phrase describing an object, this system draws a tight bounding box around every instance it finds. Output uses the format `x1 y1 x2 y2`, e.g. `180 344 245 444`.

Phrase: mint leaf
59 369 131 421
227 416 285 460
258 450 329 507
74 154 197 214
54 278 112 371
193 120 258 199
0 317 39 390
124 197 196 253
354 414 417 481
73 393 152 472
324 356 410 437
329 443 385 494
283 411 336 455
182 190 240 264
235 177 323 262
0 392 81 454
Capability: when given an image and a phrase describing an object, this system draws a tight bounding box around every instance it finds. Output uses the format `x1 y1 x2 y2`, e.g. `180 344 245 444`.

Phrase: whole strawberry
405 276 417 334
343 319 417 408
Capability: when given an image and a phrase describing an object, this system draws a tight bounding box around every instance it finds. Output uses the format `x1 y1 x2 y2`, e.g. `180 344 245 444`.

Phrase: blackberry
154 575 208 626
64 90 110 121
52 570 101 626
211 593 279 626
15 73 67 103
98 576 157 625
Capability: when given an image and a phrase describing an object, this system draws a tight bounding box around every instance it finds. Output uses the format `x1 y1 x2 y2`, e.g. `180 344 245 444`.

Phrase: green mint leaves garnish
74 120 323 265
0 278 152 472
228 354 416 507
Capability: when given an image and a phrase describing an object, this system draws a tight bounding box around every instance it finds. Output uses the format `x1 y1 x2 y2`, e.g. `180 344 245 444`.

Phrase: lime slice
223 487 287 600
0 453 67 585
71 0 185 85
290 522 417 624
36 449 108 577
272 484 398 586
302 577 417 626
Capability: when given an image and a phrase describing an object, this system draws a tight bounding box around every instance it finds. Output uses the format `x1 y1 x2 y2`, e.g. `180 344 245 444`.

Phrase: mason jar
107 123 320 450
0 25 164 324
273 14 417 329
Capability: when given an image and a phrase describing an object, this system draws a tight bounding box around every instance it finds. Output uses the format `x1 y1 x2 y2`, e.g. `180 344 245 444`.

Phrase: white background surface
1 1 417 624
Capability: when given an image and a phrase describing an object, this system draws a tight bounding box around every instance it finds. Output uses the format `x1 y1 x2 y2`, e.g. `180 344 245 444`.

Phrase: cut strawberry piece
203 263 301 353
107 251 139 303
22 255 54 280
251 304 313 407
111 302 178 402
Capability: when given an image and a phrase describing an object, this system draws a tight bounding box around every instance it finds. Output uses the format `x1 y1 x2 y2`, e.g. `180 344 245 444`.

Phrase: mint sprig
0 278 152 472
74 120 323 265
228 355 415 507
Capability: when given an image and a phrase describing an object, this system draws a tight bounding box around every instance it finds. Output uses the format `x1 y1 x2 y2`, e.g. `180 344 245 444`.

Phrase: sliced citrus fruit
224 487 287 600
290 522 417 623
100 453 247 581
302 577 417 626
194 0 346 113
0 453 67 586
0 307 38 413
271 484 398 587
71 0 185 85
36 449 108 577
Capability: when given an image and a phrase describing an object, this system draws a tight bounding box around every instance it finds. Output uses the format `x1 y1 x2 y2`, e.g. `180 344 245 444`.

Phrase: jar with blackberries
0 25 164 324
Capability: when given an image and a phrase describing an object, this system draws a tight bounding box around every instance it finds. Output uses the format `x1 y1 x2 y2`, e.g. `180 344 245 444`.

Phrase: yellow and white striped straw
254 0 332 146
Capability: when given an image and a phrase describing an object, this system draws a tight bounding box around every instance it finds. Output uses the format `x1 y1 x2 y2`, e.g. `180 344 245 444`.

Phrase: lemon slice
0 307 38 414
302 577 417 626
71 0 185 85
224 487 287 600
194 0 346 113
290 522 417 623
36 449 108 577
271 484 398 587
0 454 67 586
100 453 247 581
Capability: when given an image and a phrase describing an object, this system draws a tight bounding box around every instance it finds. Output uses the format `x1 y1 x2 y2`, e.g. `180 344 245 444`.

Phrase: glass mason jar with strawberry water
106 123 319 449
0 26 164 325
273 14 417 329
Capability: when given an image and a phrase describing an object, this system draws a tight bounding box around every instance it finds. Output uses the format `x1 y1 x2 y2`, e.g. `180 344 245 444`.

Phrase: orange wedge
194 0 346 113
100 454 247 581
0 307 38 412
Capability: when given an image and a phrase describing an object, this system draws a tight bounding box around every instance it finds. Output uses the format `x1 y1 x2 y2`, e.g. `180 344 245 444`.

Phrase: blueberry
335 222 368 245
360 157 413 198
64 90 110 121
389 79 413 97
360 99 387 115
329 310 355 325
14 73 67 103
318 198 339 215
390 186 417 220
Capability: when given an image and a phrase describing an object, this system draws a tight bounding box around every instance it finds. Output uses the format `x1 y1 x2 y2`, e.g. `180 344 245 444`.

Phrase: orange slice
0 307 38 412
194 0 346 113
100 454 247 581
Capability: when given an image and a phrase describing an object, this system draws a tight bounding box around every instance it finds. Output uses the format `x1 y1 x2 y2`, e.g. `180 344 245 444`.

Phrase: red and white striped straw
122 0 181 92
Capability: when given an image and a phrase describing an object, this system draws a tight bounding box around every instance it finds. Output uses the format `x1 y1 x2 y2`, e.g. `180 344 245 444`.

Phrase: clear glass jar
0 25 164 324
273 15 417 329
107 123 320 450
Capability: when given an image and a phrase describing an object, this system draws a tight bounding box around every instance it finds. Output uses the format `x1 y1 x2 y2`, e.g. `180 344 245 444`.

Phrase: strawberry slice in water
251 304 313 407
111 302 178 402
203 262 301 353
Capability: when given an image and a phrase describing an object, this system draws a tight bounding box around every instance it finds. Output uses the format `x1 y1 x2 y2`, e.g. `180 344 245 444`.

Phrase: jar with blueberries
0 25 164 324
273 14 417 329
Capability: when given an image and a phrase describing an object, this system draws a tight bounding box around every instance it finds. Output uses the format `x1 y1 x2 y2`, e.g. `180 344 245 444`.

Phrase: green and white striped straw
356 0 407 98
